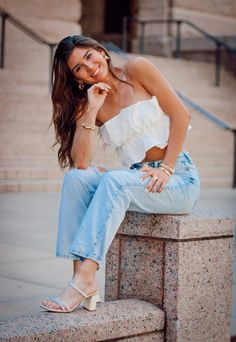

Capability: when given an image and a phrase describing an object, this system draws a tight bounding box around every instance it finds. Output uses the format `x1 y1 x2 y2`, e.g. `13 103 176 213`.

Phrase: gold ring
152 176 158 180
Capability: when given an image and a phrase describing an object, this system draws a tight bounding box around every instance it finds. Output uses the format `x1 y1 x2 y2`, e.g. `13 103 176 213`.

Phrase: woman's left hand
140 166 170 193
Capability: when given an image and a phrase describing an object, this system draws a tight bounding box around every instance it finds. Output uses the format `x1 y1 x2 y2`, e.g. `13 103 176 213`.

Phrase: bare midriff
96 146 168 173
141 146 167 163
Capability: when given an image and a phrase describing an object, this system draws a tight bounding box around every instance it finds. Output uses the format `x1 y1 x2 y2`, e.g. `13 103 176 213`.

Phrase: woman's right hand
87 82 111 111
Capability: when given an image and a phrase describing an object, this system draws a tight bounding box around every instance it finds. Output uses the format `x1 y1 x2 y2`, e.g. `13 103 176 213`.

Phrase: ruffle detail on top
99 96 170 166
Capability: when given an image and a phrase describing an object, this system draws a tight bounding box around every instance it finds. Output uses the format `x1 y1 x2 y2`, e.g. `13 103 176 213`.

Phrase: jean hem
56 253 84 261
69 249 102 270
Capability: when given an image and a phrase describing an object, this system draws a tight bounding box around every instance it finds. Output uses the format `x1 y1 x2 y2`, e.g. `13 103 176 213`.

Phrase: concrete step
0 69 49 95
172 7 236 38
0 167 64 180
4 41 50 72
0 145 54 155
200 176 232 187
0 120 53 131
0 1 80 23
0 108 52 124
0 93 51 122
0 299 164 341
3 14 81 44
1 50 235 188
0 136 54 154
0 154 59 167
0 110 52 123
0 178 62 192
197 166 233 177
189 155 233 167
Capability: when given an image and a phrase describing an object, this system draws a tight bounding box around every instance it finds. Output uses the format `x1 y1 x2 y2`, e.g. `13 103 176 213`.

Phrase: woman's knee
63 168 84 184
99 169 136 190
62 167 96 190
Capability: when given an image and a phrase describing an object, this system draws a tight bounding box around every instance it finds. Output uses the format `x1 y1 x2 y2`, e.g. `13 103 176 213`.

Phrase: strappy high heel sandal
40 281 100 313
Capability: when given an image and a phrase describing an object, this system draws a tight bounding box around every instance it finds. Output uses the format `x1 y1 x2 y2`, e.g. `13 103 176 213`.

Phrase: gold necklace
106 78 121 94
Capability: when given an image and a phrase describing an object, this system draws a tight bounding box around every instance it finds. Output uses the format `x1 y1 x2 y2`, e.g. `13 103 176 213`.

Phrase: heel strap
68 281 88 298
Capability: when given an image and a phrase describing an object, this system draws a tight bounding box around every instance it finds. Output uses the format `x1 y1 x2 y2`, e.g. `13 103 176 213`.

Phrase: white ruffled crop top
98 95 170 166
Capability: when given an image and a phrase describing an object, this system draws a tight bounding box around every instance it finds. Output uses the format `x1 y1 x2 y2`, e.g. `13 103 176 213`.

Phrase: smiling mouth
91 66 100 77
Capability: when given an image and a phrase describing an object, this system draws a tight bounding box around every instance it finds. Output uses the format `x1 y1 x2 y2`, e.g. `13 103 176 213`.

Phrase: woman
41 35 200 313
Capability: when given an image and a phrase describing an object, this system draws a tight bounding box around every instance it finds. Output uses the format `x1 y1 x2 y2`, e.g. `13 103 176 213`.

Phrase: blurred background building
0 0 235 190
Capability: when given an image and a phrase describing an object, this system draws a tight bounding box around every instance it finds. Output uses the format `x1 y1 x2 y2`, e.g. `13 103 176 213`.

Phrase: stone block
116 332 164 341
105 236 120 301
119 236 164 306
164 238 234 341
105 211 234 341
0 299 165 341
118 210 233 240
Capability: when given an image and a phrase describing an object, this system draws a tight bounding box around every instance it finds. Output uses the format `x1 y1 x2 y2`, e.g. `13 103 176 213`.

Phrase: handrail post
233 129 236 188
122 16 128 52
176 20 182 58
139 21 145 54
1 13 7 68
215 42 221 86
49 44 55 92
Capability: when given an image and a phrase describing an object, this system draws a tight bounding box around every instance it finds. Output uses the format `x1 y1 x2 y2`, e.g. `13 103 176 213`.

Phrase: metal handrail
0 7 57 90
176 91 236 188
122 17 236 87
0 8 235 186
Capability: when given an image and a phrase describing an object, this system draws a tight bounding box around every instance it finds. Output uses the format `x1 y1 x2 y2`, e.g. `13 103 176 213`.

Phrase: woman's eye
86 53 92 60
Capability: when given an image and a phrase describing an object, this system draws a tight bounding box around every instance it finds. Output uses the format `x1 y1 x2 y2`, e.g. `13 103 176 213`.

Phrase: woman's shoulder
124 56 159 78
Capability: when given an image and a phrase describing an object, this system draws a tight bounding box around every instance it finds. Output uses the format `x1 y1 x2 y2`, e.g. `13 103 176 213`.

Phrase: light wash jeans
56 151 200 270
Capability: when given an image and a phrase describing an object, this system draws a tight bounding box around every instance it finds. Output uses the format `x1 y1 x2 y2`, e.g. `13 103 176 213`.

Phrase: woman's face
67 46 109 84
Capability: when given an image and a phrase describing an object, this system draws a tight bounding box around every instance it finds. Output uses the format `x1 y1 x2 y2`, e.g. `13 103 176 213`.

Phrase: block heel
83 293 100 311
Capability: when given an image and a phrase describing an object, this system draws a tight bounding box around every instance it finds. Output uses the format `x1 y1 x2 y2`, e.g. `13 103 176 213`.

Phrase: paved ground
0 187 235 336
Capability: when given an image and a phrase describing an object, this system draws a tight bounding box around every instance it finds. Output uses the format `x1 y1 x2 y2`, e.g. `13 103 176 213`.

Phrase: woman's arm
71 82 111 169
126 57 191 169
71 104 98 169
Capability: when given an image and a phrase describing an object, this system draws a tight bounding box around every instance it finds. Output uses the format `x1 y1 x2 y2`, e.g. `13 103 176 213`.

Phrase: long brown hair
50 35 129 169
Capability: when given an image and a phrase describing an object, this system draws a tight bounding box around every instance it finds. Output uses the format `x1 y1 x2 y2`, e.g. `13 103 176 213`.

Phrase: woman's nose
84 60 93 70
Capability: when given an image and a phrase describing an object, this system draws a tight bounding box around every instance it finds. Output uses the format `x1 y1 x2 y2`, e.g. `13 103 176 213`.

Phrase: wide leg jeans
56 152 200 270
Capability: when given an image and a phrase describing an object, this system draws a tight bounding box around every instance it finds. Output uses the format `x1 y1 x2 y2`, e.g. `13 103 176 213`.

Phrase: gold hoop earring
78 82 85 90
104 55 110 62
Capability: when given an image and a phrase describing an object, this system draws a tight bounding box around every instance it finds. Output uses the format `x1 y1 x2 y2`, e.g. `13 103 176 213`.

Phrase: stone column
105 210 234 341
130 0 171 56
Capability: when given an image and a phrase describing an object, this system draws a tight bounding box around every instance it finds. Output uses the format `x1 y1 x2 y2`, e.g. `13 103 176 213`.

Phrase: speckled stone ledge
118 209 233 240
0 299 164 342
106 210 234 341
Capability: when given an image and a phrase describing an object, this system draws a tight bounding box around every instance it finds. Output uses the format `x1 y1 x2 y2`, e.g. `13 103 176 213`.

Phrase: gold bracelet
160 162 174 174
159 166 172 177
81 122 96 131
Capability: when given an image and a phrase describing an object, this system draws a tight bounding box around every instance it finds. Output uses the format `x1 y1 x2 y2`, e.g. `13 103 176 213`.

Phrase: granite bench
105 210 234 341
0 210 234 341
0 299 164 341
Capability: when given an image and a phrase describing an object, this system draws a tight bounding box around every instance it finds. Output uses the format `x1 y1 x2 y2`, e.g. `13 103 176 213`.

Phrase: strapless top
98 96 171 166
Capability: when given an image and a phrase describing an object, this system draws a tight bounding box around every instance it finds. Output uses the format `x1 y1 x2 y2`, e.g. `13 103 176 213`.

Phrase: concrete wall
0 0 82 41
130 0 171 55
175 0 236 17
173 0 236 38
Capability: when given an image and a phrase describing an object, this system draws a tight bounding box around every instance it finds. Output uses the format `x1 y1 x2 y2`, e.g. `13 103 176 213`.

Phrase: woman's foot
41 274 99 311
